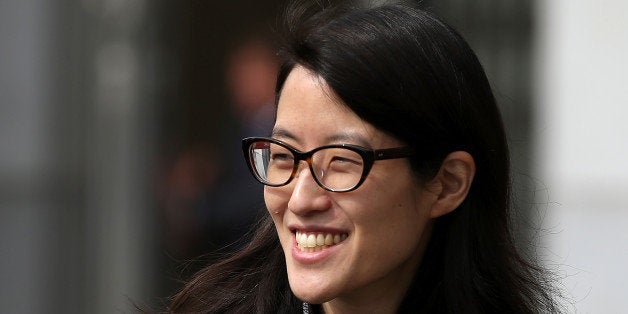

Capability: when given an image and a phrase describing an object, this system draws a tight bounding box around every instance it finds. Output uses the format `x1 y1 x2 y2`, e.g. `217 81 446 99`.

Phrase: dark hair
169 2 560 313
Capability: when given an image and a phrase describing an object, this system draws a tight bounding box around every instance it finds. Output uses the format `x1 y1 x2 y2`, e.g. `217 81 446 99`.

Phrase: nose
287 161 332 216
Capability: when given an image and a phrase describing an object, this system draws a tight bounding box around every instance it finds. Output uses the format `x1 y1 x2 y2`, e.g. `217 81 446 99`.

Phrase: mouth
294 230 348 253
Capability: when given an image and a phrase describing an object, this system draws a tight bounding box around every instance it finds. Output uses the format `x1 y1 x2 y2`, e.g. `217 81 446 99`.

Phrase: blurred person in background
161 37 277 259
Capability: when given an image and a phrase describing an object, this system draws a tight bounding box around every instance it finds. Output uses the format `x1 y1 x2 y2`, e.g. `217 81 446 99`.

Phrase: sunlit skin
264 66 445 313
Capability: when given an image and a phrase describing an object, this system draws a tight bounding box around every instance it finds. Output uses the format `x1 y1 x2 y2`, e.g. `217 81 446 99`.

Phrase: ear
426 151 476 218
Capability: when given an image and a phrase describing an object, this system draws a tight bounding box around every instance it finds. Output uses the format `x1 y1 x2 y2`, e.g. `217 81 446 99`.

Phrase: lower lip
291 236 342 264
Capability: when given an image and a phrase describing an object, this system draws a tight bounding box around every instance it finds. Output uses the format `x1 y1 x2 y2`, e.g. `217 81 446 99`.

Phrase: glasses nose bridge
291 149 326 188
292 150 317 176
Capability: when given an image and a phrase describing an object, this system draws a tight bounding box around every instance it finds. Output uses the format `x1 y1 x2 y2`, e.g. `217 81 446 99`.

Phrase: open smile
294 230 348 252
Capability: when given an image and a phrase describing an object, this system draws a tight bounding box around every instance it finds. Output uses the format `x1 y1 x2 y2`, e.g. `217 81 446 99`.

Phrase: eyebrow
324 132 372 148
270 127 298 142
270 127 372 148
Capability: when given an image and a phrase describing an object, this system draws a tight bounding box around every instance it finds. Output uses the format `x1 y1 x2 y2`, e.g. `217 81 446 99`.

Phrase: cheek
264 187 292 246
353 198 429 276
358 200 424 244
264 186 288 213
348 175 428 253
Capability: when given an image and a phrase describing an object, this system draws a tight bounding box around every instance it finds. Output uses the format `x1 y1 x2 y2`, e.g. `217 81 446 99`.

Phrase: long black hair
169 2 560 313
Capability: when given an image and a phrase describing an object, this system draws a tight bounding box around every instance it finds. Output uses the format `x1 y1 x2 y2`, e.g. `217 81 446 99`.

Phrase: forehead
275 66 395 148
276 66 352 121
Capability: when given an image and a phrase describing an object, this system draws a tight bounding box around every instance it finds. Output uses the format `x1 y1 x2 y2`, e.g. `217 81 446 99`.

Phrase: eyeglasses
242 137 415 192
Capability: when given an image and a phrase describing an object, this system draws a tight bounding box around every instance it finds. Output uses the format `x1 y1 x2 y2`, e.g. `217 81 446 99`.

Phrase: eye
268 146 295 170
331 155 362 165
271 152 293 161
327 153 363 175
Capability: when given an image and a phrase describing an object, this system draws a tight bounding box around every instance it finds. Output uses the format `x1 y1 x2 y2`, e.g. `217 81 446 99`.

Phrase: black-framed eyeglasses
242 137 415 192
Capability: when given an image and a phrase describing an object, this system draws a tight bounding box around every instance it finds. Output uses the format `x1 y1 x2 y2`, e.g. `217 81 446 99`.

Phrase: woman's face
265 66 437 307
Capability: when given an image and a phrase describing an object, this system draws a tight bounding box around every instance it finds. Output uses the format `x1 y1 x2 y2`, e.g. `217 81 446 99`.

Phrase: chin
288 276 338 304
291 288 334 304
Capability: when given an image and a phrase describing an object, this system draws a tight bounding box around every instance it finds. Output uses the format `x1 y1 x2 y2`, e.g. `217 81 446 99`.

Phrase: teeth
295 231 348 252
307 234 316 247
316 234 325 246
324 234 333 245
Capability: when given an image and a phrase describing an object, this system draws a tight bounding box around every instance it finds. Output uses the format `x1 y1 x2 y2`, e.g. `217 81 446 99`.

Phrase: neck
321 291 407 314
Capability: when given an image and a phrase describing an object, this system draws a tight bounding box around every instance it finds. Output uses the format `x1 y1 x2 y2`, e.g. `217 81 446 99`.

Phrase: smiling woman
168 1 561 313
262 66 443 312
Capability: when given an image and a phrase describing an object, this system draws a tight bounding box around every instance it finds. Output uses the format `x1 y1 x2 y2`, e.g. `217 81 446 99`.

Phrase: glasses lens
249 140 294 185
311 147 364 191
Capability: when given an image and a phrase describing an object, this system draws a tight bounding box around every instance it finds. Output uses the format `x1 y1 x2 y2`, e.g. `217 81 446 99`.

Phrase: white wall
534 0 628 311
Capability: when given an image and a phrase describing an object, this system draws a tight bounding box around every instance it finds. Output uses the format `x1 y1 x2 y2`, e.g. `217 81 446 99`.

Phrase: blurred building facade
535 0 628 311
1 0 626 313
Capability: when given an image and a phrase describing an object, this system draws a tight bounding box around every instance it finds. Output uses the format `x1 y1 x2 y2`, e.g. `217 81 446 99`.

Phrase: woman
169 2 560 313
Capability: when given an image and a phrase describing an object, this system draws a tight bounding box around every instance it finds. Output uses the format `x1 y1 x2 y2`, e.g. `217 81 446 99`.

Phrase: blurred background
1 0 626 312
